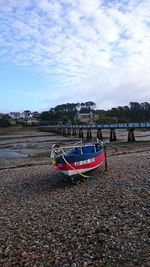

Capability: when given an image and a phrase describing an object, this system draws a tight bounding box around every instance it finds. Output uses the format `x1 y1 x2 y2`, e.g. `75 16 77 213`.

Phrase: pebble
83 262 88 267
0 142 149 266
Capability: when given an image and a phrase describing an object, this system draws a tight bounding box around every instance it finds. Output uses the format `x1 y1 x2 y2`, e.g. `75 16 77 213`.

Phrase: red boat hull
55 151 105 176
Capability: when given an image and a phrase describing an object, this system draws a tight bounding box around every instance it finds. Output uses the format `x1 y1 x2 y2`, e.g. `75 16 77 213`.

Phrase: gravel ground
0 143 150 267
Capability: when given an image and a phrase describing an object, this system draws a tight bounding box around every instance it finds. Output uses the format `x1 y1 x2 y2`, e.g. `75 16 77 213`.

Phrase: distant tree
49 108 55 112
141 102 150 121
54 103 78 112
0 116 11 127
76 103 80 111
85 101 96 110
32 111 40 118
23 110 31 114
40 111 50 121
141 102 150 110
80 103 86 109
54 104 67 112
66 103 78 112
129 102 143 121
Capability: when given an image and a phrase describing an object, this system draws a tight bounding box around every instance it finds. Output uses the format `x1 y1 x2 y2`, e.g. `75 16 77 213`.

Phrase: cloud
0 0 150 109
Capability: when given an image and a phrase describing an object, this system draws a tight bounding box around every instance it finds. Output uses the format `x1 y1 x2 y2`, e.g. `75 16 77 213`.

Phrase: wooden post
110 129 117 141
131 129 135 142
128 129 136 142
104 144 107 172
63 128 66 136
86 129 89 140
113 129 117 141
86 129 92 141
109 129 113 141
67 128 71 136
97 129 103 140
79 129 84 139
78 129 81 138
89 129 92 140
72 128 76 136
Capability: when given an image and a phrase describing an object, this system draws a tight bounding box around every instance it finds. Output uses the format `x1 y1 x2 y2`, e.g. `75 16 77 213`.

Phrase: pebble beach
0 129 150 267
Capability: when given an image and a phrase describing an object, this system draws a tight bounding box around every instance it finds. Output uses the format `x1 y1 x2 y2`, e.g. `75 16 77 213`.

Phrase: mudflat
0 128 149 266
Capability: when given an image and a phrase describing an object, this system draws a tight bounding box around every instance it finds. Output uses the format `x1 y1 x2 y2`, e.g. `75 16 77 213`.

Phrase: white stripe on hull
61 161 104 176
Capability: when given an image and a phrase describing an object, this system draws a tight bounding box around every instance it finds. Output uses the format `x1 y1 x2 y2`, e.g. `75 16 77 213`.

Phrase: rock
97 233 108 243
47 233 54 242
22 251 28 257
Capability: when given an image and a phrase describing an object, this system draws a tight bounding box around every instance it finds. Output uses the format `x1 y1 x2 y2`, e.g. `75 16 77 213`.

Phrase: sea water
0 149 28 158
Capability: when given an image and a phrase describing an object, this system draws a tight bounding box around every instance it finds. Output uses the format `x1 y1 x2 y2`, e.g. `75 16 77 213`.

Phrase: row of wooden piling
50 127 136 142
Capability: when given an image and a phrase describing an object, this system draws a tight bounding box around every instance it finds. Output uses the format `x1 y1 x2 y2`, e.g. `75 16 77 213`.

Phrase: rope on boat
61 154 90 178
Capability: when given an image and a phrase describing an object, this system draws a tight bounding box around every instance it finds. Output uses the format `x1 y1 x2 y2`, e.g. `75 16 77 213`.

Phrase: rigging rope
61 154 90 178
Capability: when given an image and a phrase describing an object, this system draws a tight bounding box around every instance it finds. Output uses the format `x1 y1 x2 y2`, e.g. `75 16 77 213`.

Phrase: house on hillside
8 111 40 125
74 111 99 123
9 112 22 120
32 111 40 119
22 110 31 120
26 118 39 125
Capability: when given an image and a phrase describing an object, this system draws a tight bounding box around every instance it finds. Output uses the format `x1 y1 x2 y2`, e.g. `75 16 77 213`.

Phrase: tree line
0 101 150 127
106 102 150 122
40 101 150 124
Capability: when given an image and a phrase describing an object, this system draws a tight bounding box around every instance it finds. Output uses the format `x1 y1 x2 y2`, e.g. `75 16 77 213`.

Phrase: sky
0 0 150 113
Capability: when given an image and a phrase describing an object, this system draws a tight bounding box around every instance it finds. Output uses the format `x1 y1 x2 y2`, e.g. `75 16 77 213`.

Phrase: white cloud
77 0 101 16
0 0 150 109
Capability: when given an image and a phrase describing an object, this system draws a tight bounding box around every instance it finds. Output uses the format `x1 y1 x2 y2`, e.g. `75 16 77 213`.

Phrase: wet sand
0 128 150 266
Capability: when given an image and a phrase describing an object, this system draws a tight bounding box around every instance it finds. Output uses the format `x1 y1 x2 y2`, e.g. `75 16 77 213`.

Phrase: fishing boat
51 139 106 177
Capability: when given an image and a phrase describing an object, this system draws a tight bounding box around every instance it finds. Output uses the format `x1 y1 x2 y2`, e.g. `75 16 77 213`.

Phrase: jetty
38 122 150 142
